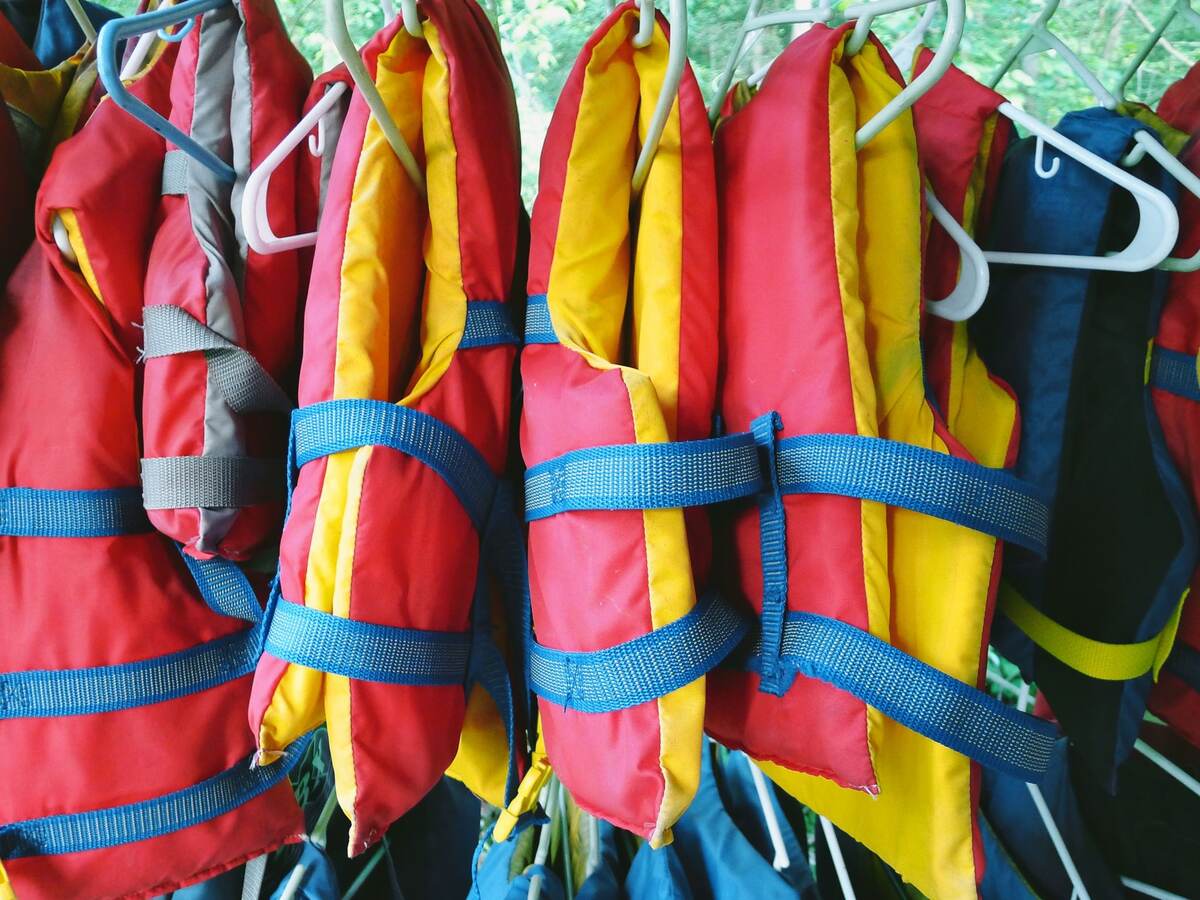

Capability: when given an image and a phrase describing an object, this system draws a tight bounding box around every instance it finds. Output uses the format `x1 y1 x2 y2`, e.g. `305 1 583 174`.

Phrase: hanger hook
1033 136 1060 179
633 0 655 49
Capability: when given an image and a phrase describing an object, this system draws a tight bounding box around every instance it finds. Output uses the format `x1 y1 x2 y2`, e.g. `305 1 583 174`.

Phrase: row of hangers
74 0 1200 324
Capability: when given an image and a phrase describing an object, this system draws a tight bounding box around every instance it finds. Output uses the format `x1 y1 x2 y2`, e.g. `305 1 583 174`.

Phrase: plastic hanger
1108 1 1200 273
630 0 686 194
242 81 349 254
97 0 237 181
709 0 965 152
925 187 991 320
743 753 791 872
324 0 425 193
985 3 1181 272
889 0 937 77
818 816 858 900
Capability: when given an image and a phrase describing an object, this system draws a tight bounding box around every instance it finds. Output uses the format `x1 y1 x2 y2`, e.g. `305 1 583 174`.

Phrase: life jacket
979 740 1122 900
139 0 310 560
1147 71 1200 749
709 29 1041 899
251 0 526 854
0 0 120 67
515 17 1054 898
973 107 1198 787
518 0 721 846
0 36 303 900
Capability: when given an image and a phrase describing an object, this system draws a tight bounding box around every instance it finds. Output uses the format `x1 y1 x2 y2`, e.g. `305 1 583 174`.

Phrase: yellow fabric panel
48 55 96 147
403 21 467 406
0 859 13 900
0 56 77 133
768 38 1002 900
446 682 509 807
326 444 373 841
257 27 429 758
55 209 104 311
826 36 890 767
1000 583 1187 682
545 8 702 846
1117 101 1190 155
544 16 636 372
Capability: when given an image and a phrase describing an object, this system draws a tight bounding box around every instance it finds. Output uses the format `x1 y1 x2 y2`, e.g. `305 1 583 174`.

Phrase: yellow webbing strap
1000 582 1187 682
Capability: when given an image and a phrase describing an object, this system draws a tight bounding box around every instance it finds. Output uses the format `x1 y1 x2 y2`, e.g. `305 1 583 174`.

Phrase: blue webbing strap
776 434 1050 556
180 552 264 625
0 487 149 537
1149 345 1200 403
459 300 521 350
291 399 497 531
0 630 257 719
523 428 1049 556
528 592 751 714
751 413 791 695
0 735 309 859
263 598 471 686
524 294 556 345
523 432 763 521
741 612 1059 781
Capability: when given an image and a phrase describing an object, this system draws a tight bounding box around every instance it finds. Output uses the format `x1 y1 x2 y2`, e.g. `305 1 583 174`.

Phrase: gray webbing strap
141 456 283 510
141 305 292 414
161 149 189 196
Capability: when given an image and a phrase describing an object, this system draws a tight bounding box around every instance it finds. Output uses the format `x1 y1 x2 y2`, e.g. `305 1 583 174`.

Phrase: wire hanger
97 0 238 181
987 0 1183 272
325 0 425 193
630 0 687 194
709 0 966 153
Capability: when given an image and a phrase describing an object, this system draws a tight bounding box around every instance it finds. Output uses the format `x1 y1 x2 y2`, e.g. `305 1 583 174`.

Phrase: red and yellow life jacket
251 0 526 854
517 1 720 845
0 29 303 900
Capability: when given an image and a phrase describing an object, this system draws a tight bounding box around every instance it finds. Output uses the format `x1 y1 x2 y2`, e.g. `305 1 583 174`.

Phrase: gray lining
141 456 283 510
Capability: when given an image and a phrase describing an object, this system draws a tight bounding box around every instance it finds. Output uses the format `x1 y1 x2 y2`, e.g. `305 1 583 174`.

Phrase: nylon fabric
519 0 719 845
139 0 310 560
974 106 1198 785
716 32 1026 899
0 486 149 536
0 29 304 897
249 0 525 851
1149 71 1200 748
140 454 284 510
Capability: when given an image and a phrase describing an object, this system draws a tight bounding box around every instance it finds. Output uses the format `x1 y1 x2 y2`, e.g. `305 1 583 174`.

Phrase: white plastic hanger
709 0 965 152
242 81 349 254
889 0 937 78
325 0 425 192
630 0 687 194
1108 1 1200 273
743 753 791 872
926 187 991 320
818 816 858 900
985 2 1180 272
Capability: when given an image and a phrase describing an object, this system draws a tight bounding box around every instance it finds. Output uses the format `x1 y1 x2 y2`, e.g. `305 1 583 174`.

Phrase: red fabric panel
705 24 874 791
1 44 301 898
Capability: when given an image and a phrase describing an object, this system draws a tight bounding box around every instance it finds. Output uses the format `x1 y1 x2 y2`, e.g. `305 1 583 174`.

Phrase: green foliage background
116 0 1200 202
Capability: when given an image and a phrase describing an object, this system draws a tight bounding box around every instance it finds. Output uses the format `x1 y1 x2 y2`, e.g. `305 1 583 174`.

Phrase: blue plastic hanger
96 0 237 182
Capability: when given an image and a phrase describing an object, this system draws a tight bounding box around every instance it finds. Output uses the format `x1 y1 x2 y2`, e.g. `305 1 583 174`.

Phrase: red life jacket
139 0 310 560
251 0 526 854
0 35 303 900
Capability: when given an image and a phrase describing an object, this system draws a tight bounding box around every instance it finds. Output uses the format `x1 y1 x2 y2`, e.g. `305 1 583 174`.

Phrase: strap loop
741 612 1059 782
0 630 257 719
0 487 149 537
291 399 497 531
459 300 520 350
141 455 284 510
263 597 471 686
141 305 292 414
528 591 751 713
179 551 264 624
1148 345 1200 403
0 737 308 859
524 294 556 345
